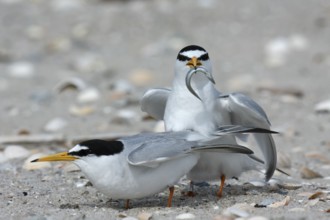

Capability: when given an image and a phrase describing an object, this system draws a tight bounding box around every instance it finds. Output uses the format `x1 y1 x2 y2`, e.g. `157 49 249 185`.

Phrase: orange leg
217 175 226 198
167 186 174 207
125 199 130 209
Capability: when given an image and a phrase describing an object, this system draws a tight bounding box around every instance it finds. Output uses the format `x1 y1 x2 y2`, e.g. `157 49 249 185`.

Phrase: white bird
31 125 271 208
141 45 278 197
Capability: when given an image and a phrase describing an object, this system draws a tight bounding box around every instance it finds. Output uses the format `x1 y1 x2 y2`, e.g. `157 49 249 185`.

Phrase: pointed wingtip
249 128 279 134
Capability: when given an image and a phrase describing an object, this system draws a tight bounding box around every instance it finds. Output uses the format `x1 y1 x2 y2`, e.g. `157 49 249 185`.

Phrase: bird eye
199 53 209 61
177 54 191 62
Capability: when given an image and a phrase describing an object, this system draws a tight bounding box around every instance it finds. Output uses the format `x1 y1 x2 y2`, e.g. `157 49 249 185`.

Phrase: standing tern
141 45 278 196
31 125 273 208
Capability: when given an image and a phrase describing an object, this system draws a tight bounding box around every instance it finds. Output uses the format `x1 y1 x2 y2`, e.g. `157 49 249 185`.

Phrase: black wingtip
246 128 279 134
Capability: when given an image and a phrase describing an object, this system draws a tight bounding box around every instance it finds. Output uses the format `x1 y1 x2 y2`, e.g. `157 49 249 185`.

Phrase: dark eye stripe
177 54 191 61
199 53 209 61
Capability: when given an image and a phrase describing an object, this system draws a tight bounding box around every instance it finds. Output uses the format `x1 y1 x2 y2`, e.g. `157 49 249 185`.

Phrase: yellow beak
31 152 77 162
186 57 202 68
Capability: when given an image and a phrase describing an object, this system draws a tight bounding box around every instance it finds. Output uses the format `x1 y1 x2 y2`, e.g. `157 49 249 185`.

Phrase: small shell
44 117 67 132
308 191 326 200
55 77 87 93
305 152 330 164
137 212 152 220
315 100 330 113
4 145 30 159
268 196 290 208
175 213 196 219
300 167 323 179
8 62 35 78
69 105 95 117
278 183 302 190
77 88 100 103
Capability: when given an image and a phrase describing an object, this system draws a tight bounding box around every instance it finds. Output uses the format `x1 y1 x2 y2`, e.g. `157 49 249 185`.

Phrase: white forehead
69 144 88 153
180 50 207 58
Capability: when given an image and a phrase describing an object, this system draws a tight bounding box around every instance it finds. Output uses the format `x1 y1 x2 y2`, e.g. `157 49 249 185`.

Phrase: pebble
75 180 90 188
223 203 251 218
46 37 72 52
315 100 330 113
8 62 35 78
77 88 100 103
71 54 107 73
4 145 30 159
137 212 152 220
289 34 308 50
109 80 134 94
265 37 290 67
300 166 323 179
23 154 51 170
247 181 266 187
111 109 140 125
175 213 196 219
69 105 95 117
44 117 67 132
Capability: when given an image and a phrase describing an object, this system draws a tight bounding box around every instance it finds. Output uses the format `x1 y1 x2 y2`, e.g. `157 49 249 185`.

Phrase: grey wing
127 138 194 168
191 144 254 154
127 131 256 168
218 92 277 181
140 88 170 120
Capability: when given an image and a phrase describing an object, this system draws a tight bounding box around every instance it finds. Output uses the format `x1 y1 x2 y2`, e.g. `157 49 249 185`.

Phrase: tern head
31 139 124 163
175 45 215 100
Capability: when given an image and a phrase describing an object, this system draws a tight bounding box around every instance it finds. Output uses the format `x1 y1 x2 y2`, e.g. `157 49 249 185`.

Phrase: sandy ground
1 0 330 219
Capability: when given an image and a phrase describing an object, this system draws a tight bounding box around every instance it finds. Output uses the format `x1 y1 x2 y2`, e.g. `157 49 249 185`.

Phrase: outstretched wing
127 130 256 168
140 88 170 120
218 92 277 181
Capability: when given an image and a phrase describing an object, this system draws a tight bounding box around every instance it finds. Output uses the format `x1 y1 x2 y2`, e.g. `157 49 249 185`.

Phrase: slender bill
31 152 77 162
185 67 215 100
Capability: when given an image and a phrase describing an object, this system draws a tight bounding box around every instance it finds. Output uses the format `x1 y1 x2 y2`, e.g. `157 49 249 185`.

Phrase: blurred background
0 0 329 147
1 1 330 218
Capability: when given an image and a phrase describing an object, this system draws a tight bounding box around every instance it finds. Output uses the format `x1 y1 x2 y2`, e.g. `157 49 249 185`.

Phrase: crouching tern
141 45 279 196
31 125 275 208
